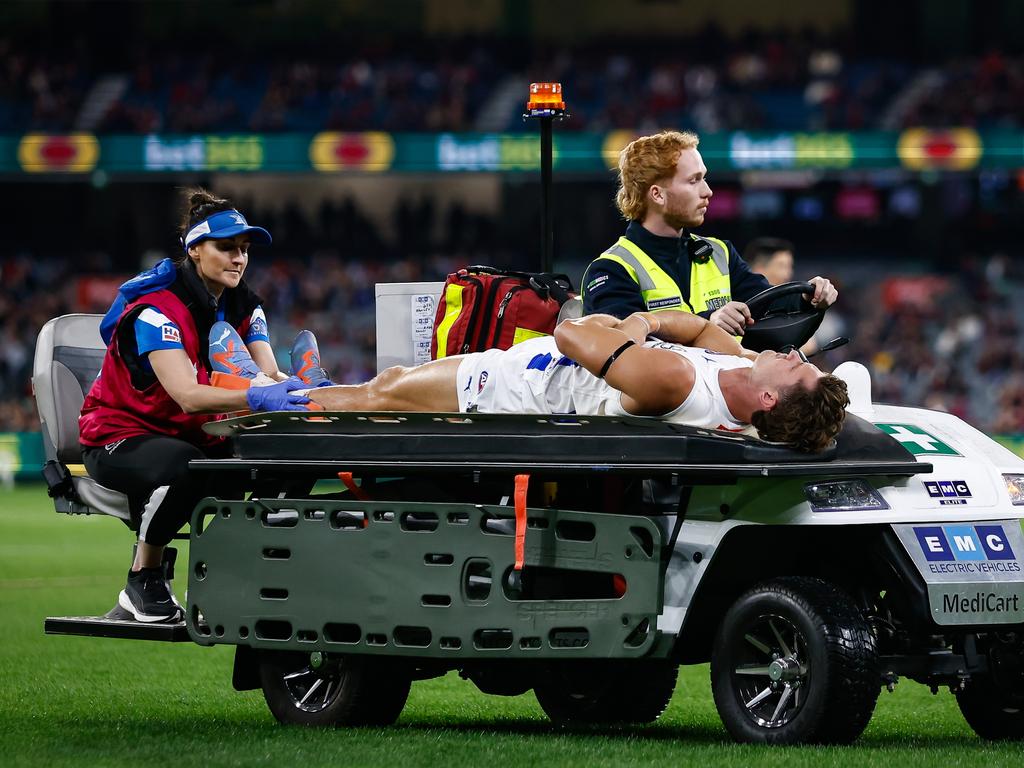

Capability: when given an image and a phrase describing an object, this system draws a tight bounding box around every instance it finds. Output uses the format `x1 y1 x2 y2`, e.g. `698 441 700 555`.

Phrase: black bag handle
529 274 574 305
463 265 575 304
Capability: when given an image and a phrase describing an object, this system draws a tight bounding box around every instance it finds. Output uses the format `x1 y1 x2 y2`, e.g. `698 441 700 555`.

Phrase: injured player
212 310 849 453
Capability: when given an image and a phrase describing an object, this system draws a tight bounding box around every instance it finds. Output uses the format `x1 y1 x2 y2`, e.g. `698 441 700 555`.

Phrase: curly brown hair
751 374 850 453
615 130 700 221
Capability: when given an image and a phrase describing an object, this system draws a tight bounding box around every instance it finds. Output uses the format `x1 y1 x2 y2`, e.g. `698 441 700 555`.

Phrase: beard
663 207 704 231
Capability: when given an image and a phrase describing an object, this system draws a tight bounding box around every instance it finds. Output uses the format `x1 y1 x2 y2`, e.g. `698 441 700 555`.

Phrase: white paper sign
411 294 436 364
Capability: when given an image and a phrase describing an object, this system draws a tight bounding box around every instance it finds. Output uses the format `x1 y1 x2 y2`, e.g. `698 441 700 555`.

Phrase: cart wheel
534 660 678 725
710 577 879 745
956 676 1024 740
259 651 410 727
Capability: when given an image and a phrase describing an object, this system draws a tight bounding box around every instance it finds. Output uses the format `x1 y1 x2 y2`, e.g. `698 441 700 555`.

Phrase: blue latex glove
245 376 311 412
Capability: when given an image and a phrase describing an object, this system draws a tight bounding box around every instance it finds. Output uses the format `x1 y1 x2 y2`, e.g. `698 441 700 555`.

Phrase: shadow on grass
392 718 725 743
6 709 1005 751
390 720 1007 750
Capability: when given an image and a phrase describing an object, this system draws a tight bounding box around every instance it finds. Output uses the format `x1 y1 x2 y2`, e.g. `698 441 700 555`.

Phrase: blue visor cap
183 209 272 251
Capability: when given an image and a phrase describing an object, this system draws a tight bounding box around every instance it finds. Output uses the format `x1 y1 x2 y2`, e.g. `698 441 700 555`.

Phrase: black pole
524 84 565 271
540 115 553 274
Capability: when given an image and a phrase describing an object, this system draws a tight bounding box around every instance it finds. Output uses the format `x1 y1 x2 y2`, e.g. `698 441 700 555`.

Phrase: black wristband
598 340 636 379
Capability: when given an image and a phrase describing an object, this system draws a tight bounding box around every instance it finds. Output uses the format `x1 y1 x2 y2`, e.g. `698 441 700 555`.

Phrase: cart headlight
804 479 889 512
1004 474 1024 506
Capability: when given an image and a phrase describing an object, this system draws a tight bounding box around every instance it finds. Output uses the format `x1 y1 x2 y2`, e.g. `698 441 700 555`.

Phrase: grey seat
32 314 133 528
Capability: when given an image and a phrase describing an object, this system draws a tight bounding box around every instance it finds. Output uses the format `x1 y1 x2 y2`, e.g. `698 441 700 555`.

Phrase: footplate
44 612 191 641
187 497 665 658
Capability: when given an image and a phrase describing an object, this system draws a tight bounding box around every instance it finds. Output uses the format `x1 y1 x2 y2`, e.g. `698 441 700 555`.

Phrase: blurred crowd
826 253 1024 434
3 32 1024 134
3 235 1023 436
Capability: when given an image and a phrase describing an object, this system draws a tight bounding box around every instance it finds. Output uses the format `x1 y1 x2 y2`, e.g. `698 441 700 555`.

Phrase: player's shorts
455 337 575 414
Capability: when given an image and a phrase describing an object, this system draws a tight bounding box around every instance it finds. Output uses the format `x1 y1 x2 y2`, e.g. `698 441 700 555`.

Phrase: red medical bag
431 266 575 358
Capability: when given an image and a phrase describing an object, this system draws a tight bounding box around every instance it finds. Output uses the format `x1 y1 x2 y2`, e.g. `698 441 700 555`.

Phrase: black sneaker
118 567 183 623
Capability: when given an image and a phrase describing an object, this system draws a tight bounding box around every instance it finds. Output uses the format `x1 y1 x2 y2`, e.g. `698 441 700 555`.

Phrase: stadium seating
3 32 1022 133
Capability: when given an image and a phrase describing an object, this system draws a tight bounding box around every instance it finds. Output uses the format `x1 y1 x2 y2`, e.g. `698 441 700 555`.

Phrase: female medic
78 188 309 622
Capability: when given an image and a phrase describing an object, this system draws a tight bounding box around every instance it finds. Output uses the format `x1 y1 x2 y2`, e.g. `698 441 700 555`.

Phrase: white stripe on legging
138 485 170 542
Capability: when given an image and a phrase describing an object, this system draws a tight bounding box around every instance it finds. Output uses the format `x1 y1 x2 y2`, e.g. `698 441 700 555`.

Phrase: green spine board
186 497 665 659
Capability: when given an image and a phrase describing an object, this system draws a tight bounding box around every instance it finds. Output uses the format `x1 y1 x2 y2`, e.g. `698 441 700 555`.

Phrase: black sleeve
723 241 805 314
581 259 648 319
726 241 771 303
224 279 265 327
115 304 159 391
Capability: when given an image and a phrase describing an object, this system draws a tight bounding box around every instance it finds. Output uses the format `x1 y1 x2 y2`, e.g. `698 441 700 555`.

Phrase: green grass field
2 485 1022 767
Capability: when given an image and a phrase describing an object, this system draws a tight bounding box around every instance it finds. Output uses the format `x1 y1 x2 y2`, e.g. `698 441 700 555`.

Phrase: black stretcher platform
192 410 930 480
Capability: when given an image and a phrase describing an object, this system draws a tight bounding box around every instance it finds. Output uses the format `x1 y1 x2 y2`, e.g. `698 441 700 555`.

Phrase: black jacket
582 221 771 319
117 263 263 388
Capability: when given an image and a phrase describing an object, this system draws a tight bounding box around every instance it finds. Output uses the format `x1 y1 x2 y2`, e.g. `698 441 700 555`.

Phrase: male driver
583 131 838 336
228 310 849 453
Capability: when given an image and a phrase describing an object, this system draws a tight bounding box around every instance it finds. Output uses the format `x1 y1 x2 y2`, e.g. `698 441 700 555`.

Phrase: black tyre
259 651 411 727
957 677 1024 740
710 577 879 745
534 660 678 725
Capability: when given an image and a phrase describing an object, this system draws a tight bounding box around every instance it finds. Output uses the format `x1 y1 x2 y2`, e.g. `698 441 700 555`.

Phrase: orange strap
210 372 325 412
514 474 529 571
338 472 370 502
209 371 251 390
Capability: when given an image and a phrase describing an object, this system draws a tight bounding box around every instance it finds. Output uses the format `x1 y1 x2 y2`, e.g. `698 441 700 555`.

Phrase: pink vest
79 290 224 449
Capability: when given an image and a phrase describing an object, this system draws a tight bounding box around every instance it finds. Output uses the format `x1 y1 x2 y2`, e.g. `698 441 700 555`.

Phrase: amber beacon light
524 82 567 117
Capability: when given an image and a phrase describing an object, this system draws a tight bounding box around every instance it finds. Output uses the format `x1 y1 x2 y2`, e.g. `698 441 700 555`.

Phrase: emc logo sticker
923 480 971 505
914 524 1015 562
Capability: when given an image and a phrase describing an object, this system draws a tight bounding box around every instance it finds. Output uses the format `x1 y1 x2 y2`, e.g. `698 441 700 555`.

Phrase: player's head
616 130 705 224
749 350 849 452
177 187 271 292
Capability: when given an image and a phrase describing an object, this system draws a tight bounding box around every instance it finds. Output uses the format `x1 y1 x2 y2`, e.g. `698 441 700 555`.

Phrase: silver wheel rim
281 659 344 714
731 613 809 729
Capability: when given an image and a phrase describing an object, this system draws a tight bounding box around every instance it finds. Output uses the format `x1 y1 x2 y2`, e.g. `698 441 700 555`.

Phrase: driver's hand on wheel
710 301 754 336
806 276 838 308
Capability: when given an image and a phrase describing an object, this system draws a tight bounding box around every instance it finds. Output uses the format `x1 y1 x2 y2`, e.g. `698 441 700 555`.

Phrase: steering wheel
740 281 825 353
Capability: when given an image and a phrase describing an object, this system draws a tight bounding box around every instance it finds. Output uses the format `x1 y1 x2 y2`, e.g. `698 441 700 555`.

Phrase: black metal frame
193 410 928 481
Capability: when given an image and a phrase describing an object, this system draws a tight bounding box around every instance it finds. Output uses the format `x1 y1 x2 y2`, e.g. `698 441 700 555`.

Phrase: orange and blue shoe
208 321 324 412
208 321 276 388
210 322 261 377
291 330 332 387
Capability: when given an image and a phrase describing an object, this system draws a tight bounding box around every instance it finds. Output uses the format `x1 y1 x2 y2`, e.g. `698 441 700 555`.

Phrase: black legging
82 435 231 546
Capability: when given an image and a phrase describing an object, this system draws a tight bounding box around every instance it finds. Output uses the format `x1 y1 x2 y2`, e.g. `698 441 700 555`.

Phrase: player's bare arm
553 315 696 416
562 311 751 356
643 311 752 356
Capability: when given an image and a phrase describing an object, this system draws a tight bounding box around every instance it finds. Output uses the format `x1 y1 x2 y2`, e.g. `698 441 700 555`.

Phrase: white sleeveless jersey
455 336 754 433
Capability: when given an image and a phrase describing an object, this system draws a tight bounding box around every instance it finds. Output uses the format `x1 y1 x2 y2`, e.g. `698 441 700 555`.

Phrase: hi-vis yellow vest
589 234 732 314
